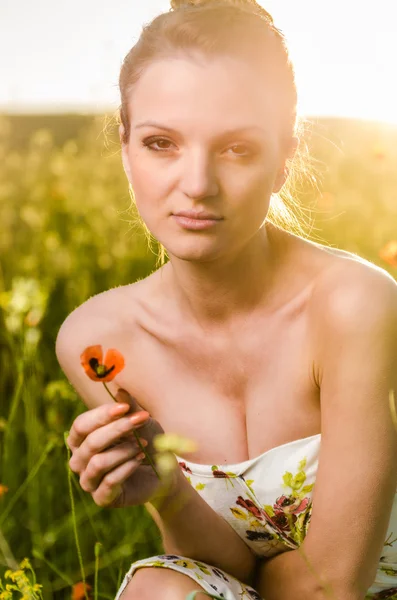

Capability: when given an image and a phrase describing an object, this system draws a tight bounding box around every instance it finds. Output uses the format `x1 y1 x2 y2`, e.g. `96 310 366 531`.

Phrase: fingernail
139 438 148 447
129 412 149 424
137 452 146 461
111 404 129 416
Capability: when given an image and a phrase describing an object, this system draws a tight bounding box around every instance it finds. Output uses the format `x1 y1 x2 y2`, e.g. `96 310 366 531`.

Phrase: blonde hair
117 0 314 268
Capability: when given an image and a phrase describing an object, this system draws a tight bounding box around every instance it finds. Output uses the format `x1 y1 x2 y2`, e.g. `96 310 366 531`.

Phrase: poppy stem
102 382 161 479
102 381 119 403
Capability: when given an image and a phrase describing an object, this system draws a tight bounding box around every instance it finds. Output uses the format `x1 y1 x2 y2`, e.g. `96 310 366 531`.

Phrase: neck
161 222 291 333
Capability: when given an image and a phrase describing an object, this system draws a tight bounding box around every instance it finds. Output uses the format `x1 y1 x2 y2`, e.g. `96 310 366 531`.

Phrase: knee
119 567 205 600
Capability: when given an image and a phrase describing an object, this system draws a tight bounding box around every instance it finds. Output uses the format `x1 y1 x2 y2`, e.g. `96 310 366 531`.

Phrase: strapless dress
114 433 397 600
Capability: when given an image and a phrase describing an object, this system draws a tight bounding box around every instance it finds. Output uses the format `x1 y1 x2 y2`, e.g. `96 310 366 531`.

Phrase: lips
173 210 223 220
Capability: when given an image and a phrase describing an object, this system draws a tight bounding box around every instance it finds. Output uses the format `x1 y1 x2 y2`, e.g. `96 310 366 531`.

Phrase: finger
115 389 147 416
69 412 150 472
80 439 148 492
91 457 144 508
66 402 131 452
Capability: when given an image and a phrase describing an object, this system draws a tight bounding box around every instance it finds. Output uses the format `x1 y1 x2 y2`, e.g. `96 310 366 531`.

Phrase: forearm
145 467 257 586
254 548 362 600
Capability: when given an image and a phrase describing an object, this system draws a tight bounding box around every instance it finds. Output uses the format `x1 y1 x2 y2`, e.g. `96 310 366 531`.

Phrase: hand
66 389 172 508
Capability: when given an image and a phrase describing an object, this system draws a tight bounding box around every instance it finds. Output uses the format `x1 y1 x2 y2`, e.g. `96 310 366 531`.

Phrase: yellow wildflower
153 432 198 454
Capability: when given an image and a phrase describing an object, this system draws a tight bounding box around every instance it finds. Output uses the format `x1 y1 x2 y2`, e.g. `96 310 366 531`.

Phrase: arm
146 467 257 585
56 305 257 586
253 264 397 600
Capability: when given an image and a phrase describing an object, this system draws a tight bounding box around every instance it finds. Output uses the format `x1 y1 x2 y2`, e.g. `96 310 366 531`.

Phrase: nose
179 149 219 199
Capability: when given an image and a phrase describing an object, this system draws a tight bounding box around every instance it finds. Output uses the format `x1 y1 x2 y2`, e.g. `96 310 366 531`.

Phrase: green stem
64 431 90 600
0 528 18 570
102 382 161 479
32 548 74 587
0 440 55 528
94 542 101 600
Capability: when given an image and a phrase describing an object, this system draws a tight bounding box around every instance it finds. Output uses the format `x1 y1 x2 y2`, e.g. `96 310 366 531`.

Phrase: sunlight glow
0 0 396 123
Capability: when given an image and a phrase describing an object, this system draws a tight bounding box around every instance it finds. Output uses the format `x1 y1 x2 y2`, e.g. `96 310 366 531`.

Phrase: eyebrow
134 121 265 136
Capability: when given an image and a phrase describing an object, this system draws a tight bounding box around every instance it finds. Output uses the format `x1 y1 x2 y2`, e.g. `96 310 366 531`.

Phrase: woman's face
121 53 293 262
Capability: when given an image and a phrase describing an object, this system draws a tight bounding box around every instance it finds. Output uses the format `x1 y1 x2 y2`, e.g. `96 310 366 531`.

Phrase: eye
227 144 253 157
142 137 256 158
142 137 175 152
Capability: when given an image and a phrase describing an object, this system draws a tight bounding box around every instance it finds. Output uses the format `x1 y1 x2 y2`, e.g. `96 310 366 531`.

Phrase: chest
115 293 321 465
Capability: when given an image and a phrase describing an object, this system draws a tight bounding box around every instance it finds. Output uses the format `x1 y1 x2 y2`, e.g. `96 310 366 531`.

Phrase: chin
163 239 225 262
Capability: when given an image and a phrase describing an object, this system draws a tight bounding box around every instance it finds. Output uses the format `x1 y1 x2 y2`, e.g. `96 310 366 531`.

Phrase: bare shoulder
309 242 397 315
56 282 144 352
56 277 149 344
55 277 155 409
55 269 165 367
57 287 122 339
300 240 397 387
306 240 397 357
282 228 397 310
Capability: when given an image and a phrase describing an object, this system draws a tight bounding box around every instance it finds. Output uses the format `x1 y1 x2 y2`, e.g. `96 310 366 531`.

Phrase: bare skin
90 230 361 468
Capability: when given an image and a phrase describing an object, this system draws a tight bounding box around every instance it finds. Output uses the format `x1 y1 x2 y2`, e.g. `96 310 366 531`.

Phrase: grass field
0 112 396 599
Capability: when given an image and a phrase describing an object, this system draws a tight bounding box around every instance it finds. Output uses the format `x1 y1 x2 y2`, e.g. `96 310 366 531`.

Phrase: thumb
115 389 147 416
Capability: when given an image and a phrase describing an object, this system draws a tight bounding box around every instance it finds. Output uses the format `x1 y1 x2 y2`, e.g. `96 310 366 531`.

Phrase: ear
272 135 299 194
119 124 133 185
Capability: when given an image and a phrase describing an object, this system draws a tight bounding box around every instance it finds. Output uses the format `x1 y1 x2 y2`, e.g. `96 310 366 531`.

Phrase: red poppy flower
379 241 397 268
71 581 92 600
80 345 125 382
79 344 161 480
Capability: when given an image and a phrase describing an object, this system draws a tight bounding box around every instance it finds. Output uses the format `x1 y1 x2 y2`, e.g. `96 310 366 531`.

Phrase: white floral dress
114 433 397 600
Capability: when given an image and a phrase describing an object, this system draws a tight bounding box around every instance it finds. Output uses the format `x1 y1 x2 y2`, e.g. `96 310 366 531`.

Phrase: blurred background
1 1 397 598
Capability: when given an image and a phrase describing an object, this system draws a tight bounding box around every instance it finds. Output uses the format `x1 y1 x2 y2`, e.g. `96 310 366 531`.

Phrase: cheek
224 163 276 207
129 160 170 216
221 167 275 235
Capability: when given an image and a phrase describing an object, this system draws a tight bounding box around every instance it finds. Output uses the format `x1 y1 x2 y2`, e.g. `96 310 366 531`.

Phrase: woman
57 0 397 599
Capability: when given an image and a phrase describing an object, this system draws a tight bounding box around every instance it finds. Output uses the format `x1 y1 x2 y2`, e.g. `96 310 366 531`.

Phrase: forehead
128 54 282 135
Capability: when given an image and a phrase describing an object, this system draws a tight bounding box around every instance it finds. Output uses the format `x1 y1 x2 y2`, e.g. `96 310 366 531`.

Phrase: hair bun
170 0 274 24
170 0 211 8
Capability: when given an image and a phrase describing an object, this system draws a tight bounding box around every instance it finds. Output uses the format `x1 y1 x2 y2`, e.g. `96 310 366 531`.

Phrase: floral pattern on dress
368 589 397 599
223 457 314 551
114 554 264 600
263 457 314 546
115 435 397 600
